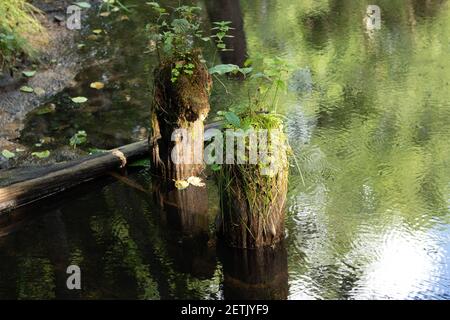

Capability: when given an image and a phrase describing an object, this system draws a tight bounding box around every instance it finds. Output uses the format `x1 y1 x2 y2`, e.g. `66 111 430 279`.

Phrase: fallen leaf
120 15 129 21
2 150 15 159
174 180 189 190
75 2 91 9
187 176 206 187
99 11 111 17
34 87 46 96
22 70 36 77
92 29 103 35
90 82 105 90
71 96 88 104
36 104 56 115
32 150 51 159
20 86 34 93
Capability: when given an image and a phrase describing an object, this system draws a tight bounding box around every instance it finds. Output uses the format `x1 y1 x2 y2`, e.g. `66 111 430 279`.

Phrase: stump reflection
219 242 289 300
153 181 217 279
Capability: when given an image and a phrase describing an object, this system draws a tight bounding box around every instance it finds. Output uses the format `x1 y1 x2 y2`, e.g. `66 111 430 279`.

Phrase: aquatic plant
145 3 237 83
99 0 131 14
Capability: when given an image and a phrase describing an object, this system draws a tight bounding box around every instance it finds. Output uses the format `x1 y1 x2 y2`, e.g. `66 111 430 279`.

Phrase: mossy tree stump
149 51 212 251
216 119 289 249
150 51 212 181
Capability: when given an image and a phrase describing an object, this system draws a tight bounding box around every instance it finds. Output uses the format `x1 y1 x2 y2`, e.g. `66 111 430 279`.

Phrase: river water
0 0 449 299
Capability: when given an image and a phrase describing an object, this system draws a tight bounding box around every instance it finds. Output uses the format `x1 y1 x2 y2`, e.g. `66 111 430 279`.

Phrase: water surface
1 0 450 299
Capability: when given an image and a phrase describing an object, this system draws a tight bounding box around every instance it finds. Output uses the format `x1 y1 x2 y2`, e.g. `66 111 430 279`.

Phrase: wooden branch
0 141 148 214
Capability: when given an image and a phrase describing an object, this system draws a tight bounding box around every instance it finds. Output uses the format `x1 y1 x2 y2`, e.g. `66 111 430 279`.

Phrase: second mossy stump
216 118 290 249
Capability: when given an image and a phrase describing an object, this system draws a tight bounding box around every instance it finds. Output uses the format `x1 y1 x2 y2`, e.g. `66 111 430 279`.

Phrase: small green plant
99 0 131 13
146 4 202 57
211 21 234 51
1 149 15 159
171 60 195 83
146 4 239 83
32 150 50 159
70 131 88 149
249 57 290 112
0 33 20 70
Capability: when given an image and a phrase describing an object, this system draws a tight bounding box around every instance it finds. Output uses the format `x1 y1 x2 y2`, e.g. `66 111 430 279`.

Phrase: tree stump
150 51 212 181
216 125 289 249
149 51 215 278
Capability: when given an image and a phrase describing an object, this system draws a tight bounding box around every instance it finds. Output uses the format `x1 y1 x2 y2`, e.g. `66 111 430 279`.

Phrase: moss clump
152 51 212 127
0 0 47 71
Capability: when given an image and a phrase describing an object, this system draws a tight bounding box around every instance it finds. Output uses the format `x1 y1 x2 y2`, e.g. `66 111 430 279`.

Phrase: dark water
1 0 450 299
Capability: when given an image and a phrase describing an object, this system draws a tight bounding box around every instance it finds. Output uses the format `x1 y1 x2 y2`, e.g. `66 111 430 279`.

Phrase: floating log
0 140 148 214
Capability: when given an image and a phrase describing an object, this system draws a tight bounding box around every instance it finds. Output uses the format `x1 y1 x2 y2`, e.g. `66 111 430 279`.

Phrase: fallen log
0 140 148 214
0 121 225 215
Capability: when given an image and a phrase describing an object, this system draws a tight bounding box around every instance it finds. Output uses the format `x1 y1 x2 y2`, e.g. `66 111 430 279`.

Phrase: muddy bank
0 1 87 151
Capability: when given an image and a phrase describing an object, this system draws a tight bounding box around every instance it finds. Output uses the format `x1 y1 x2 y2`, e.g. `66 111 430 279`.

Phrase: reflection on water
1 0 450 299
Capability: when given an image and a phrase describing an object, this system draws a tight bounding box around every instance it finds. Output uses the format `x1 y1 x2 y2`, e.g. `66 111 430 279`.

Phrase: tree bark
218 165 288 248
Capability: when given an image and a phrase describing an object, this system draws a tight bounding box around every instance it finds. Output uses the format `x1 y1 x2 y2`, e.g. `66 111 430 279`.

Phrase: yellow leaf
187 176 205 187
174 180 189 190
92 29 103 35
90 82 105 90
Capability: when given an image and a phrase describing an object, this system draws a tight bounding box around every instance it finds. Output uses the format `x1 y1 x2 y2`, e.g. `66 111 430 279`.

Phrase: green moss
0 0 46 70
